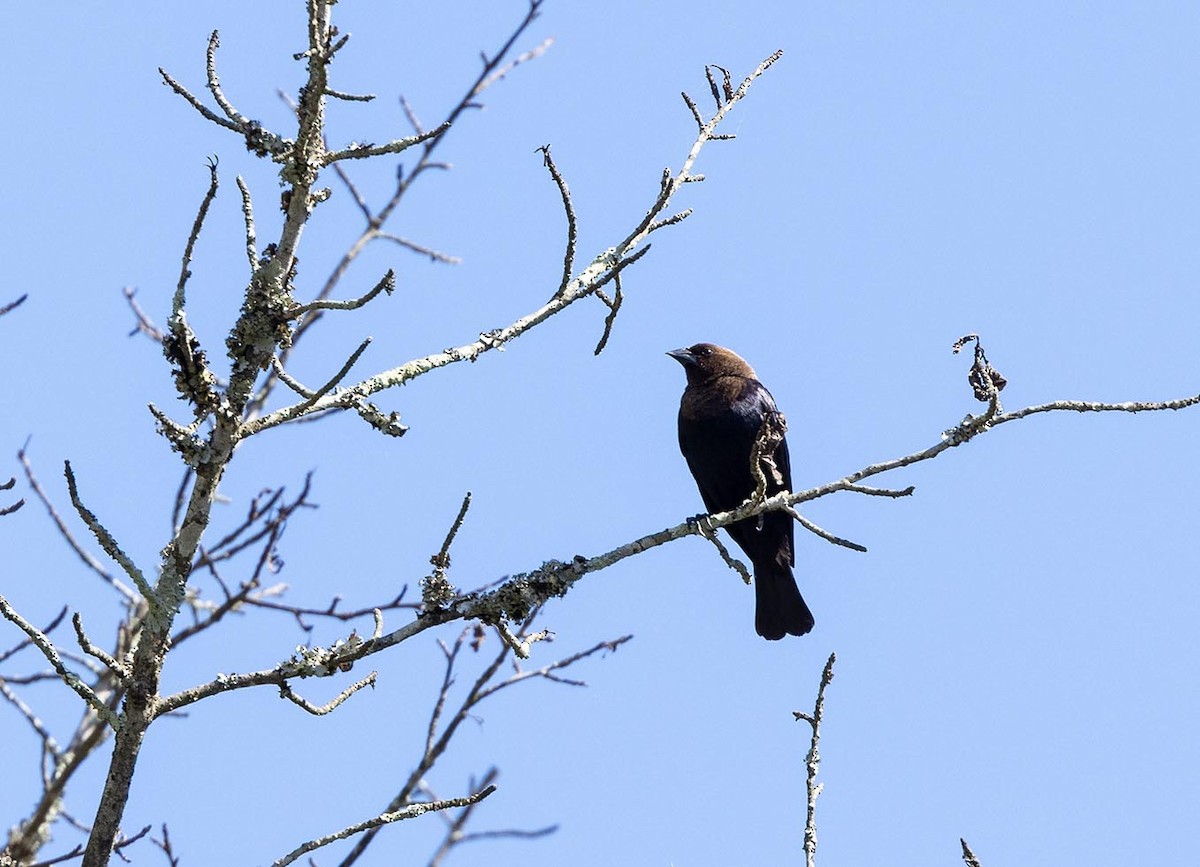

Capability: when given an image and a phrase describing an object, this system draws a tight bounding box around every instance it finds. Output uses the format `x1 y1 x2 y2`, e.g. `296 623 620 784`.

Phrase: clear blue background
3 2 1199 865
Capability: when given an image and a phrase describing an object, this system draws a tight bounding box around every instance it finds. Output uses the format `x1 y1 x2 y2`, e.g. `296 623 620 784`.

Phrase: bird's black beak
667 347 696 367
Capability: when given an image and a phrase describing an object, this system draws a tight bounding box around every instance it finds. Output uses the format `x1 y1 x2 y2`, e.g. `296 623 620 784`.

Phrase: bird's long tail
753 559 814 640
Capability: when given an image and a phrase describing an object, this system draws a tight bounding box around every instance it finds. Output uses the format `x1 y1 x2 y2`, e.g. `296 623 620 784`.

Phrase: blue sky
3 2 1199 865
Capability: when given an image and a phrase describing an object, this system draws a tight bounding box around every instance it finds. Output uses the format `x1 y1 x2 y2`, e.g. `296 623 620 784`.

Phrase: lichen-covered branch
0 597 117 729
794 653 836 867
18 449 136 603
63 462 154 603
323 122 450 164
305 385 1200 666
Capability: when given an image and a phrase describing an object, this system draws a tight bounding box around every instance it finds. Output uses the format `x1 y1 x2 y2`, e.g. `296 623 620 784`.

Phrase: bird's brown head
667 343 757 386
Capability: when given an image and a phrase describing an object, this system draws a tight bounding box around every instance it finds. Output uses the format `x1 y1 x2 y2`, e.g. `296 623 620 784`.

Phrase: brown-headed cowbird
669 343 814 639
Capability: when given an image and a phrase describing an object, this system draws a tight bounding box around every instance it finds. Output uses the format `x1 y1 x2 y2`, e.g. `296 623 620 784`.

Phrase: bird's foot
687 513 717 540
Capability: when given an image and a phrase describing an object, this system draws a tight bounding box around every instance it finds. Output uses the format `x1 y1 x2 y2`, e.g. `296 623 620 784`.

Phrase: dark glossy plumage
669 343 814 639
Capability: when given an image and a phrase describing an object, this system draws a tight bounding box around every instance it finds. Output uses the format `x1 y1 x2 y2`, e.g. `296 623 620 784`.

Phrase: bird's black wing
678 387 762 516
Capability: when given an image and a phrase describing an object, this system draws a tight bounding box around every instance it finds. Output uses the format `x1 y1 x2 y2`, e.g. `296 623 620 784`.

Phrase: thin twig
376 232 462 264
236 175 259 273
273 787 497 866
537 144 578 297
158 67 242 132
794 652 836 867
0 679 61 761
0 606 68 666
172 158 220 317
424 768 557 867
695 516 752 584
153 824 181 867
335 614 621 866
278 672 377 715
277 338 373 416
30 825 153 867
705 64 724 110
18 448 137 602
423 493 473 610
290 270 394 316
494 622 551 660
323 123 450 165
0 596 118 728
842 483 914 498
592 275 623 355
72 613 129 681
243 591 415 627
961 839 984 867
475 34 554 94
326 88 376 102
270 357 315 398
477 634 632 700
785 507 867 553
206 31 249 125
0 293 29 317
121 288 166 343
63 462 155 602
1 496 26 516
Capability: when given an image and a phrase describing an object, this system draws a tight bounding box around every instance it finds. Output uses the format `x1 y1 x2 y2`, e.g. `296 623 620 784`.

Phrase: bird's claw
686 513 716 539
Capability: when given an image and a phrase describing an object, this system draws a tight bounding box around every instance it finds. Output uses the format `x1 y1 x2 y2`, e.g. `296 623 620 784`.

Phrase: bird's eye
697 346 713 357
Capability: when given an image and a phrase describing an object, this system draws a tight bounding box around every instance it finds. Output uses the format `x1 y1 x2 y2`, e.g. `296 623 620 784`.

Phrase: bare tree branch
376 232 462 264
158 66 242 133
236 175 259 273
278 673 377 715
785 507 868 553
537 144 578 298
26 825 151 867
0 293 29 318
694 515 752 584
71 615 128 682
422 768 557 867
63 462 154 603
0 597 117 728
961 838 984 867
243 0 553 422
1 475 25 516
326 385 1200 661
121 288 166 343
0 678 61 761
335 618 624 865
323 122 450 165
17 448 136 603
273 786 497 867
794 653 836 867
289 270 394 317
242 51 782 437
591 274 624 355
422 493 473 610
151 824 180 867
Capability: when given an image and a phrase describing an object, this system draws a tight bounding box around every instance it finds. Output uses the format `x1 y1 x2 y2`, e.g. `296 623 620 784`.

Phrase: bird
668 343 814 639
